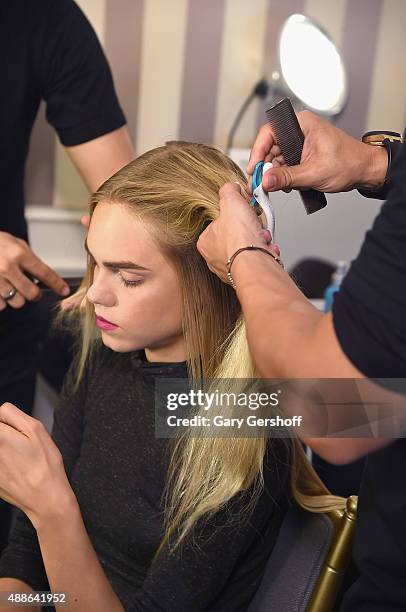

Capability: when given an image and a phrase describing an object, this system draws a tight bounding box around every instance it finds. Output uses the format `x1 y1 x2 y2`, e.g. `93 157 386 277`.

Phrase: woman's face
86 202 185 362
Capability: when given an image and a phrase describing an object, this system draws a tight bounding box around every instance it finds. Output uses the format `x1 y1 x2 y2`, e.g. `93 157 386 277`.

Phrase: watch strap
358 131 403 200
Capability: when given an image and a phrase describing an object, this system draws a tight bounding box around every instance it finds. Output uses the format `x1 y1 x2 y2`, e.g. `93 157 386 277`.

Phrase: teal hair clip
251 161 265 205
251 161 275 242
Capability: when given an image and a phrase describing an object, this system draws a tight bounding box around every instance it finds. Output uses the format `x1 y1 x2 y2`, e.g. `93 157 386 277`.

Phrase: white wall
26 206 86 276
271 189 381 270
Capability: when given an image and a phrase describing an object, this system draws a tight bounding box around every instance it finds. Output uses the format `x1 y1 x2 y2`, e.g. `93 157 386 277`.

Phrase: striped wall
25 0 406 210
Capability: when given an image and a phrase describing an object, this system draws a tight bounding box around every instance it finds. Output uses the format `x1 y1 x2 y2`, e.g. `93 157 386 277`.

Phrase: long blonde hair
73 141 344 553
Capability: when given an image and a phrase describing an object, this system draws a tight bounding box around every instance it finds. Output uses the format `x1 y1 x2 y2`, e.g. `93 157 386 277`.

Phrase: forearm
35 495 123 612
66 126 134 192
304 437 392 464
233 251 360 377
234 251 322 377
0 578 40 612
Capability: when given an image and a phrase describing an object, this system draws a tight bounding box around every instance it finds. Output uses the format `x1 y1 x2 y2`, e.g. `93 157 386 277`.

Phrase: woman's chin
100 332 142 353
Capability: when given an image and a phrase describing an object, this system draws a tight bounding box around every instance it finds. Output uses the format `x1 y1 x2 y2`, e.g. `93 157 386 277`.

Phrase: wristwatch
358 130 404 199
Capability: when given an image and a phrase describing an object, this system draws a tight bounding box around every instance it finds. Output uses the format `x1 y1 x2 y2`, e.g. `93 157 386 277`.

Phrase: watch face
363 130 403 145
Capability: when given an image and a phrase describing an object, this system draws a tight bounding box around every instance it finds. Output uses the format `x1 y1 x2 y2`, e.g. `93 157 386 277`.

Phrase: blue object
251 161 264 205
323 261 349 312
323 284 340 313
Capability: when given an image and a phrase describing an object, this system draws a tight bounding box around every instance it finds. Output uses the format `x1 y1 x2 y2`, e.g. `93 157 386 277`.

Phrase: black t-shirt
0 346 291 611
333 137 406 377
0 0 126 377
1 0 125 241
333 136 406 611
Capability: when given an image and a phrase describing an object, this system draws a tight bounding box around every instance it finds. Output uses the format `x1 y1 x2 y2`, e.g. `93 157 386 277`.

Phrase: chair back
248 496 357 612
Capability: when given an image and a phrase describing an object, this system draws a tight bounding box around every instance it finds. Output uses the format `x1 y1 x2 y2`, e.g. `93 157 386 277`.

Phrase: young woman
0 142 343 612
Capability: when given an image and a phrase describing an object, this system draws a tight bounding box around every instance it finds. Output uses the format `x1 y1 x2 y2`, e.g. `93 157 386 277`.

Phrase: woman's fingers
0 402 49 446
0 402 32 436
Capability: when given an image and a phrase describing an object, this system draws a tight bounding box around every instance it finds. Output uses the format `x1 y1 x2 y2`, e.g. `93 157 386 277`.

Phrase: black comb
265 98 327 214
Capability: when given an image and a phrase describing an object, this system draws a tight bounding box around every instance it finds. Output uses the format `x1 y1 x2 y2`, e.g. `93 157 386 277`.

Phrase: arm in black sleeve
0 352 88 590
333 133 406 378
126 441 290 612
38 0 126 146
0 507 50 592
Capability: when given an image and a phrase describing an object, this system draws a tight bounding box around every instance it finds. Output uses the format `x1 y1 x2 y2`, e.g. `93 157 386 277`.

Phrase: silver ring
3 288 17 302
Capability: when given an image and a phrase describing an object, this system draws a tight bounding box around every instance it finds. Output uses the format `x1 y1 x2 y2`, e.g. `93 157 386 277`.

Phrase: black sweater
0 345 290 611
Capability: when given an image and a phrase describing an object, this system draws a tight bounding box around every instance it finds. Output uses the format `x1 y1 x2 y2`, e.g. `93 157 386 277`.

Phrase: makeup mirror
270 13 347 116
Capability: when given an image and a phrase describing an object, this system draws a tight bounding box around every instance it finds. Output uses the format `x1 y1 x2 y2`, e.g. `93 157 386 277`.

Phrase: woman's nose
87 272 116 307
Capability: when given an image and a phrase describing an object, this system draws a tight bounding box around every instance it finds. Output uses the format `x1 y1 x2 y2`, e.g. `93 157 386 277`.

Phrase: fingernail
61 285 70 296
267 175 277 189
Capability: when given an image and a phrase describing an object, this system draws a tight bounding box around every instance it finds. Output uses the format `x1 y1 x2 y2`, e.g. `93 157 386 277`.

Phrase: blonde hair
71 141 344 554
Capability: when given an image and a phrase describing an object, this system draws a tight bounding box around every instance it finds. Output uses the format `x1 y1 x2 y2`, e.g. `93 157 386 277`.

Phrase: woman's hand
0 403 75 530
197 182 281 283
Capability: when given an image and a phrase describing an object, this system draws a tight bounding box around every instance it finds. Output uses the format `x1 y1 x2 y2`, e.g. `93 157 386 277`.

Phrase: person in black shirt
0 0 134 553
197 112 406 611
0 0 134 405
0 142 344 611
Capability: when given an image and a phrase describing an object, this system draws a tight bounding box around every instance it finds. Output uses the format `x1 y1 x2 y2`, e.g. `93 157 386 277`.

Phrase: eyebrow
84 238 151 272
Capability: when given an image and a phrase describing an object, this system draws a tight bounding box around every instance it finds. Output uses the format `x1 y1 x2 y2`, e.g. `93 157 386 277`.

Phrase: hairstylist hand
59 284 88 311
247 110 388 194
0 402 75 530
0 232 70 311
197 182 281 283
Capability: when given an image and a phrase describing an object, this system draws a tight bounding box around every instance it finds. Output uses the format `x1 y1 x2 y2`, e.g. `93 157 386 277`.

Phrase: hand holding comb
265 98 327 214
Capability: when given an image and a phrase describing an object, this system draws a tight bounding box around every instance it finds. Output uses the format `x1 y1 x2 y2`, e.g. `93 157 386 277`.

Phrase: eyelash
90 258 143 288
118 274 143 288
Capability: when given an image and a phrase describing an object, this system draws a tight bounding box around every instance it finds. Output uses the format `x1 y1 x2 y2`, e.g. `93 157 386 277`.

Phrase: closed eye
88 253 144 288
118 274 144 288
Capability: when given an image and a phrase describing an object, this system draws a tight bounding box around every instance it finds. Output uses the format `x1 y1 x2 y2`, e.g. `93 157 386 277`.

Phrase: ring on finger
3 288 18 302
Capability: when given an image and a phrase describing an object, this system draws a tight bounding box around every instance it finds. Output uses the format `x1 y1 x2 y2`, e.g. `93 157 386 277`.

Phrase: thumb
262 163 311 192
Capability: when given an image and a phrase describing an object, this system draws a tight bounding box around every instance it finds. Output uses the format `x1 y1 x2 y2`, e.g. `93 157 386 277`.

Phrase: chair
247 495 357 612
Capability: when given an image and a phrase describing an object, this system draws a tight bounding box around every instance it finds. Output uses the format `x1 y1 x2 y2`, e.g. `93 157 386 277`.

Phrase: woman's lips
95 315 119 331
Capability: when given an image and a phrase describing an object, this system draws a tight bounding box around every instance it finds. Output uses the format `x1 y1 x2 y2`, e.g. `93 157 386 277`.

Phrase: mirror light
278 14 347 115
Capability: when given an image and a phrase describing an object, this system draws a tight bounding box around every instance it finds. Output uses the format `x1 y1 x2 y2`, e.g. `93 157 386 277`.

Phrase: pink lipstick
95 315 119 331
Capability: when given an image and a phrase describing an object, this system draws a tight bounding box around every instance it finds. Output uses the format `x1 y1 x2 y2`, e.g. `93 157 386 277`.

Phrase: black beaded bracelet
226 244 283 289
